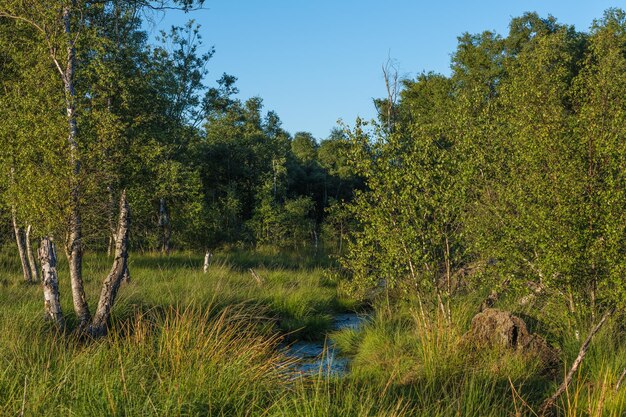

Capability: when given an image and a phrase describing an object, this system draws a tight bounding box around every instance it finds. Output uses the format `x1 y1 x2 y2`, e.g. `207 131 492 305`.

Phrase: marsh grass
331 293 626 417
1 248 625 416
0 248 366 416
0 303 293 416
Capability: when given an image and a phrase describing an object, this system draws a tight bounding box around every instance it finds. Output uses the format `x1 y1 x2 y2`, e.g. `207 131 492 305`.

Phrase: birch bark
39 237 64 326
12 209 31 282
89 191 130 337
25 225 39 282
61 2 90 327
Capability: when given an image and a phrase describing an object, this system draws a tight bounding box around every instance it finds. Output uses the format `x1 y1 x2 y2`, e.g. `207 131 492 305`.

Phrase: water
285 313 367 376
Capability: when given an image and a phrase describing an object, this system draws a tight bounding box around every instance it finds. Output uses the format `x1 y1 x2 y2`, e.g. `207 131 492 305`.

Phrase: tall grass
0 303 289 416
332 294 626 416
1 248 625 416
0 249 357 338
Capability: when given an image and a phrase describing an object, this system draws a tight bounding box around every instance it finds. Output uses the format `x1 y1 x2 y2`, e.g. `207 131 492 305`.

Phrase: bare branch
539 309 613 416
381 55 400 133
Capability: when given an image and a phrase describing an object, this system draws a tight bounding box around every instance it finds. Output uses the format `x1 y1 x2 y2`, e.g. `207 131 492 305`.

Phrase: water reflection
286 313 367 376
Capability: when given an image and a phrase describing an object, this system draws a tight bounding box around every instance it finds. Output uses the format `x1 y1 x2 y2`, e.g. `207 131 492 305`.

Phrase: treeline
2 2 625 329
0 1 361 258
339 10 626 317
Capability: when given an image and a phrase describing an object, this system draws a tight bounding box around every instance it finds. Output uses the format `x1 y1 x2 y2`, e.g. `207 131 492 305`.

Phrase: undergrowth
0 248 625 416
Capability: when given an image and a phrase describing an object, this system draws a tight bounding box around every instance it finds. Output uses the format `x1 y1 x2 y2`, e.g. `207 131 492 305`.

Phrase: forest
0 1 625 416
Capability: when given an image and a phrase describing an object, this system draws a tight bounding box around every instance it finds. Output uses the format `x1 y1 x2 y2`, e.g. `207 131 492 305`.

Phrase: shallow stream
285 313 367 376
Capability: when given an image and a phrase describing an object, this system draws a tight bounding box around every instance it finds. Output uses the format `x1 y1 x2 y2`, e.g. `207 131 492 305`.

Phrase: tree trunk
203 251 211 273
25 225 39 282
339 224 344 253
12 209 31 283
158 198 171 255
89 191 130 338
107 235 114 257
107 185 116 257
61 2 90 329
67 222 90 327
164 223 171 255
39 238 64 327
444 235 452 296
122 266 131 283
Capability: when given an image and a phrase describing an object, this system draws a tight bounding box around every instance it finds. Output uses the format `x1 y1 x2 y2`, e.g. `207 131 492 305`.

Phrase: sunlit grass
331 294 626 417
1 248 625 416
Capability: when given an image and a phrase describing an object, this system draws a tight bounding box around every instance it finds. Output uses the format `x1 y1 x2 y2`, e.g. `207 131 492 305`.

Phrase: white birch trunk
122 266 131 283
61 2 90 328
25 225 39 282
203 251 211 273
107 185 116 257
89 191 130 337
39 238 64 327
12 209 31 283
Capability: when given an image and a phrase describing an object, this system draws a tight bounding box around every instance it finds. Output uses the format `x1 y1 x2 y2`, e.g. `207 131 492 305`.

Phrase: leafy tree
291 132 318 164
570 9 626 311
339 11 626 321
0 0 206 331
465 15 588 311
340 74 468 312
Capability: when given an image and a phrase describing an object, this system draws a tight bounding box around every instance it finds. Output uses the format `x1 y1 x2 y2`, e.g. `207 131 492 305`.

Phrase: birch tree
0 0 205 333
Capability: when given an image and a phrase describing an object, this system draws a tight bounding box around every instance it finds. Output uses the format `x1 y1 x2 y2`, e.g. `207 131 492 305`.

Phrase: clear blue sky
147 0 621 139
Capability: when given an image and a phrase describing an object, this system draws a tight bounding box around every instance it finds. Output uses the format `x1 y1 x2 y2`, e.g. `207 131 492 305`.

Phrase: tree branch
539 309 613 416
0 10 46 35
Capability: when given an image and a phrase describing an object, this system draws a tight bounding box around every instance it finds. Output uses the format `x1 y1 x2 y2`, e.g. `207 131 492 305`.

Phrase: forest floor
0 247 625 416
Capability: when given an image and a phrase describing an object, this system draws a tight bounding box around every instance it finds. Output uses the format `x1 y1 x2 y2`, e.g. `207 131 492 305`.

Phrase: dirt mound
465 308 559 371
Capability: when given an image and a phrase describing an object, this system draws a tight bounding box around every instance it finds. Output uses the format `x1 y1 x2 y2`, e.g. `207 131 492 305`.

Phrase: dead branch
539 309 613 416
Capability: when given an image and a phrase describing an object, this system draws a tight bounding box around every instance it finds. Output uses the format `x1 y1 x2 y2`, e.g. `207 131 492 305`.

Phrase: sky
146 0 622 140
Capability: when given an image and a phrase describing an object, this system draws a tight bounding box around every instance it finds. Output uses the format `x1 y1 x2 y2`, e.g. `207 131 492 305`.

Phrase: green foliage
0 1 213 252
291 131 318 164
321 198 355 254
0 14 70 235
340 74 468 301
340 10 626 316
198 77 363 249
2 6 626 417
463 11 626 312
249 194 315 249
